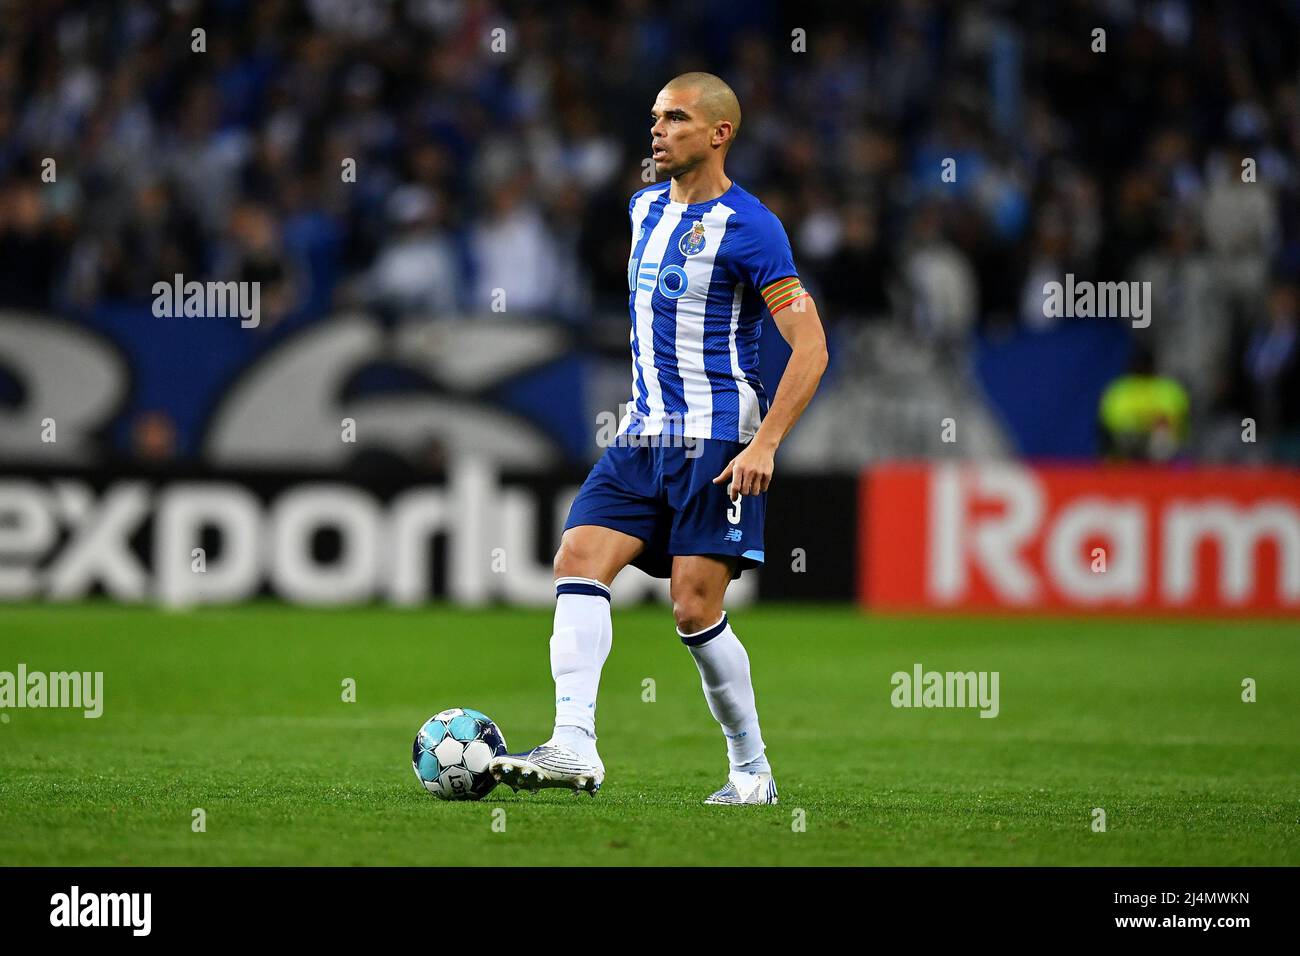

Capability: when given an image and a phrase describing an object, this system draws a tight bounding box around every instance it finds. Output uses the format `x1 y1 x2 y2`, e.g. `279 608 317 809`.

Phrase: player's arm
713 286 828 497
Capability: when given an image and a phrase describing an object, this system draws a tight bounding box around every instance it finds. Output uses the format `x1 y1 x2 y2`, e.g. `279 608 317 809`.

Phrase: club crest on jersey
679 221 707 256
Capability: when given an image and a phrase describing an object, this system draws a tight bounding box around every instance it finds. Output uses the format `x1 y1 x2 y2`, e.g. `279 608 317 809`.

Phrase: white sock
549 577 611 763
680 613 770 773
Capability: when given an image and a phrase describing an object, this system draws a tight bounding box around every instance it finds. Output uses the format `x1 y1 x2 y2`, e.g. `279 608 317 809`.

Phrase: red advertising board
860 464 1300 614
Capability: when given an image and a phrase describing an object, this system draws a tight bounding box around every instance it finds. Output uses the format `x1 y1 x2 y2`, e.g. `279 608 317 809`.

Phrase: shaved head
662 72 741 146
649 72 742 187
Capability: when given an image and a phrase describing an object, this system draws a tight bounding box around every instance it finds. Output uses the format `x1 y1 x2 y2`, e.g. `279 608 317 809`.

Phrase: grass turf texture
0 603 1296 866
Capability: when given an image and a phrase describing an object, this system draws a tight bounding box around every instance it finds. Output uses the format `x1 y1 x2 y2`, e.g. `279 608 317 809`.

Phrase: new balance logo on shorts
723 528 743 542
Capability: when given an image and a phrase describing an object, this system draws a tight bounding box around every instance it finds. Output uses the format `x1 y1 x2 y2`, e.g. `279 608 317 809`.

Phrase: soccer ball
412 708 508 800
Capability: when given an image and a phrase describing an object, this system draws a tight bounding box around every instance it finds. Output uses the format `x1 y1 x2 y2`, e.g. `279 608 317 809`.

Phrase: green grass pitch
0 603 1296 866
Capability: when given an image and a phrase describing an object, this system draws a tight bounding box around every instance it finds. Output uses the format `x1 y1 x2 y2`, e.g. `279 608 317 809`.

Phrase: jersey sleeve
731 209 809 315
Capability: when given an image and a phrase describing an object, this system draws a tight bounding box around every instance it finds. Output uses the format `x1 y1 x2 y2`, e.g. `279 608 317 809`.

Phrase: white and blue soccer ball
412 708 508 800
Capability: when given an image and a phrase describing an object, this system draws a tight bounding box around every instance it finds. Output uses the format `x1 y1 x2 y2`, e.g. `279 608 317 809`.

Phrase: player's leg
492 440 662 796
672 554 777 805
492 525 644 795
547 524 644 755
664 435 774 804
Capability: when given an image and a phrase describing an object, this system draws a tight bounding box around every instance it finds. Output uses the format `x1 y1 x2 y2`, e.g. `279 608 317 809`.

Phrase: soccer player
490 72 828 804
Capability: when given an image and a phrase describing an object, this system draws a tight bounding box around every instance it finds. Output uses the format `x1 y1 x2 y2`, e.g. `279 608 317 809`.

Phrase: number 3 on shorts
726 481 742 525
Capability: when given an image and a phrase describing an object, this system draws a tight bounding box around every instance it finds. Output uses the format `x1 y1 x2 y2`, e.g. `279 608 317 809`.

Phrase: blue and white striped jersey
619 180 806 443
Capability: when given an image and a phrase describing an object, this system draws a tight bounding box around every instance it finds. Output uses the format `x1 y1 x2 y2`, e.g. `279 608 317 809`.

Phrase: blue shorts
564 438 766 579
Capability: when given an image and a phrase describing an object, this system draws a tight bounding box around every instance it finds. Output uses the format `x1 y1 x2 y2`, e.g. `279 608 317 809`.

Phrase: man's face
650 87 718 178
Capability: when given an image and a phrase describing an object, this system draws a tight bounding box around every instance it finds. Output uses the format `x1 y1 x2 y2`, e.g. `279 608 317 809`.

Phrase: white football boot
704 770 779 805
490 743 604 796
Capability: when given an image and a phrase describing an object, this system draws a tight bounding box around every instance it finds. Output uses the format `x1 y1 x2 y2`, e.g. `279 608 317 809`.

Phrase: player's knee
553 536 596 580
552 543 581 579
673 594 721 636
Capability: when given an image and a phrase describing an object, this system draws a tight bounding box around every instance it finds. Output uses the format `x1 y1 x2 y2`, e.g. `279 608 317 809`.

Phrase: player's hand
712 442 775 498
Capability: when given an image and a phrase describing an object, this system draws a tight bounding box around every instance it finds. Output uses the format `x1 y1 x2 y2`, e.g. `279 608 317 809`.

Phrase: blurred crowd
0 0 1297 463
